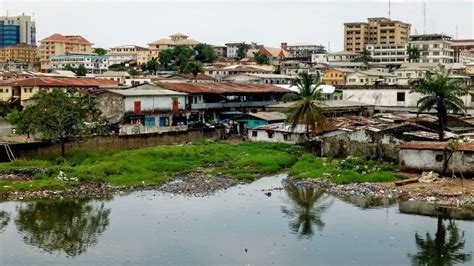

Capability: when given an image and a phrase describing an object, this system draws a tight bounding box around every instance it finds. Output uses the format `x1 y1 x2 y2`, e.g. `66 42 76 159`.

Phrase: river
0 174 473 265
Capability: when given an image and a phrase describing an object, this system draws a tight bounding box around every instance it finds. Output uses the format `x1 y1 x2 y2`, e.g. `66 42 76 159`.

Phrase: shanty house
248 123 306 144
233 111 286 134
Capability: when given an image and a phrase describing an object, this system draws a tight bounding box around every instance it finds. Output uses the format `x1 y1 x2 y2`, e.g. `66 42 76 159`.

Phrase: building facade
344 17 411 52
451 39 474 64
50 53 109 73
39 34 93 71
284 43 325 60
0 43 36 70
108 45 148 66
0 14 36 48
408 34 454 65
366 43 408 65
147 33 200 59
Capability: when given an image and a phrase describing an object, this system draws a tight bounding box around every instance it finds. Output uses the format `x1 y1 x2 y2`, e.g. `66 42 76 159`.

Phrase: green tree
407 45 421 62
15 199 111 257
281 182 333 238
284 73 326 139
237 42 250 60
128 68 139 76
411 73 468 141
181 61 204 80
173 45 194 68
158 49 174 69
352 48 372 64
146 57 160 72
0 100 11 118
10 89 106 157
62 64 75 72
194 43 216 63
93 47 107 56
254 51 269 65
408 217 472 265
108 63 127 71
140 63 147 72
0 211 10 233
76 65 87 76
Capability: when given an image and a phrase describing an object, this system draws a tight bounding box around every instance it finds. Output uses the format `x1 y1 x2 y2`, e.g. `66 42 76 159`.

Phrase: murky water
0 174 473 265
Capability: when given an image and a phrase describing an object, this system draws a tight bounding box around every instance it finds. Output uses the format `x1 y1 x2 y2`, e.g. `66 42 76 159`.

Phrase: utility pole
423 1 426 34
389 0 391 19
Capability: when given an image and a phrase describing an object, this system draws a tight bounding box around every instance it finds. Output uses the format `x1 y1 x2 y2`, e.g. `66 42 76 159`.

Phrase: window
252 131 257 137
0 89 2 93
267 132 274 139
397 92 406 102
435 154 444 162
283 134 289 141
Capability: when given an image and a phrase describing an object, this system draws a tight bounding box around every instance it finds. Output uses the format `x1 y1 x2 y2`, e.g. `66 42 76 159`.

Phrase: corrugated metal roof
156 82 290 94
3 77 118 87
248 112 286 122
400 141 474 152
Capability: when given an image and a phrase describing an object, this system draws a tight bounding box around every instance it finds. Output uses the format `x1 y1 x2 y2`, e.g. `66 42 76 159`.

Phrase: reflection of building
39 34 93 70
0 14 36 48
344 17 411 52
50 53 108 73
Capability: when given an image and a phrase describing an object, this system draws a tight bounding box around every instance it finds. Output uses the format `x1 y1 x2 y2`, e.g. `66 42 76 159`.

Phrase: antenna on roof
388 0 391 19
327 41 330 53
423 1 426 34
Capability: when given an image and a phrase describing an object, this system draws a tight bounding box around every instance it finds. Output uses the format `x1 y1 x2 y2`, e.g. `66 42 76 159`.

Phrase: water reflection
408 217 472 265
336 194 396 209
0 210 10 233
281 182 334 238
14 199 111 257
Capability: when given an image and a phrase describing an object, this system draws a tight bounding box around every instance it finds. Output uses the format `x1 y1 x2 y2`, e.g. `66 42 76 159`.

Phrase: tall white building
366 43 408 65
408 34 454 65
50 53 109 74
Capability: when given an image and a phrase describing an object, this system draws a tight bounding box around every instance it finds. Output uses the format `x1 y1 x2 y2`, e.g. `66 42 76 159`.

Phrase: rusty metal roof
156 82 290 94
2 77 118 88
400 141 474 152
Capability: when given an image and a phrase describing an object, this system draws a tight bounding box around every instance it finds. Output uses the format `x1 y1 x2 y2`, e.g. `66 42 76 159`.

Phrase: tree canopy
10 89 107 157
93 48 107 56
254 51 269 65
194 43 216 63
352 48 372 64
407 46 421 62
0 100 11 118
411 72 468 141
237 42 251 60
182 61 204 80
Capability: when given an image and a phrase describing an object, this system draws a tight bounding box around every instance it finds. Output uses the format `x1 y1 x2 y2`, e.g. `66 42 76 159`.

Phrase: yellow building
147 33 200 59
344 17 411 52
39 34 93 71
323 68 354 85
0 44 36 64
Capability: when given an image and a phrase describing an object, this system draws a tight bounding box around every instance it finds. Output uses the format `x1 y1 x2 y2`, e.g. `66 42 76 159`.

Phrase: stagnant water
0 174 473 265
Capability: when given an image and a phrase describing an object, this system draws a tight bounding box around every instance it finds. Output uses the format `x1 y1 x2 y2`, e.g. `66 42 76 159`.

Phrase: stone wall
3 128 224 161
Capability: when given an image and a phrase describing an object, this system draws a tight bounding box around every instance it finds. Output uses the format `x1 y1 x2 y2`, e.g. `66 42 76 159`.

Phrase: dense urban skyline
1 0 473 51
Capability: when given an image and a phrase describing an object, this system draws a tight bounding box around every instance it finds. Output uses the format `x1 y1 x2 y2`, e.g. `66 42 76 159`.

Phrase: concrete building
280 61 323 76
323 68 355 85
346 70 397 85
225 43 240 58
283 42 325 60
50 53 108 74
408 34 454 65
204 64 271 79
222 73 295 85
248 123 306 144
366 43 408 65
393 62 442 85
148 33 200 59
451 39 474 64
344 17 411 52
212 45 227 58
0 44 36 70
108 45 148 66
95 84 188 135
39 34 93 70
0 14 36 48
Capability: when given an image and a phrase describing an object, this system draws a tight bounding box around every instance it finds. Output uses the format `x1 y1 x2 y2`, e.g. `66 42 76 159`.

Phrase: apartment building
39 34 93 70
408 34 454 65
282 42 325 60
366 43 408 65
344 17 411 52
451 39 474 64
0 44 36 64
50 53 109 74
0 14 36 48
147 33 200 59
108 45 148 66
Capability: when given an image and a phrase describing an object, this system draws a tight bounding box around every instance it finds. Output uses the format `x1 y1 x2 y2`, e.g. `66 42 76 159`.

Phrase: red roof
400 141 474 152
40 34 92 45
3 77 117 88
156 82 290 94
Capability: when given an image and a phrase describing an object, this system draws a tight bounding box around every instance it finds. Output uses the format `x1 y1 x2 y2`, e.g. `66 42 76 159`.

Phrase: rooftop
2 77 118 87
98 71 131 77
247 112 286 122
400 141 474 152
104 86 187 97
40 34 92 45
156 82 290 94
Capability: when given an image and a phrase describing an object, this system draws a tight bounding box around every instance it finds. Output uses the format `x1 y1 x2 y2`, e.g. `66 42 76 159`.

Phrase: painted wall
399 149 474 176
248 129 304 144
123 95 186 113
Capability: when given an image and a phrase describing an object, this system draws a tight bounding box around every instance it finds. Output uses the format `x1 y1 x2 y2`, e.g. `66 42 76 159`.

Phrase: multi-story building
282 42 325 60
225 43 240 58
50 53 109 74
39 34 93 70
0 14 36 48
108 45 148 66
344 17 411 52
366 43 408 65
147 33 200 59
451 39 474 64
408 34 454 65
212 45 227 58
0 43 36 68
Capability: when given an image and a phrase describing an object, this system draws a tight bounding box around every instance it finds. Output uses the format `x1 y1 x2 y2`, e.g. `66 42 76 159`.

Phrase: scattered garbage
419 171 439 183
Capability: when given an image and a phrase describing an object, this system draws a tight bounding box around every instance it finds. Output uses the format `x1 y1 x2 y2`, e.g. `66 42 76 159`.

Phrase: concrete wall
343 88 420 107
399 148 474 176
124 95 186 113
248 129 304 144
3 128 224 161
321 129 401 161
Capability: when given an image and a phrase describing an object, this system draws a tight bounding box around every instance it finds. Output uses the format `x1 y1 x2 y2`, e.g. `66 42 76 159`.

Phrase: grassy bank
0 141 404 194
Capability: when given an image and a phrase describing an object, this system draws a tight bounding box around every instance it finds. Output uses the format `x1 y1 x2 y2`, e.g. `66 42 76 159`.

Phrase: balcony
191 101 281 110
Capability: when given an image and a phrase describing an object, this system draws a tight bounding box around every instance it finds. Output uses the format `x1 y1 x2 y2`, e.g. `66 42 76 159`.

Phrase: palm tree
408 217 472 265
353 48 372 64
284 72 326 139
182 60 204 81
411 73 468 141
407 45 421 62
281 182 333 238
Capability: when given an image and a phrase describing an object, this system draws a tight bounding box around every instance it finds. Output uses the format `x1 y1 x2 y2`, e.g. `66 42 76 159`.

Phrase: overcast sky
1 0 473 51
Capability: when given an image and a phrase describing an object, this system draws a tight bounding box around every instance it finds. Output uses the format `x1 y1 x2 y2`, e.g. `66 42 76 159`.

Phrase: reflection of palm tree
0 211 10 233
408 217 472 265
281 182 333 238
15 199 111 257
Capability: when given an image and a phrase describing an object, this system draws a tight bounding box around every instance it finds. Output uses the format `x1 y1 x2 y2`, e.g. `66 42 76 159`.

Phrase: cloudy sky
1 0 473 51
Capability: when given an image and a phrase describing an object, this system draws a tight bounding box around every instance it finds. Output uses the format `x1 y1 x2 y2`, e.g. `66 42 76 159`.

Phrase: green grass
289 154 404 184
0 142 404 193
